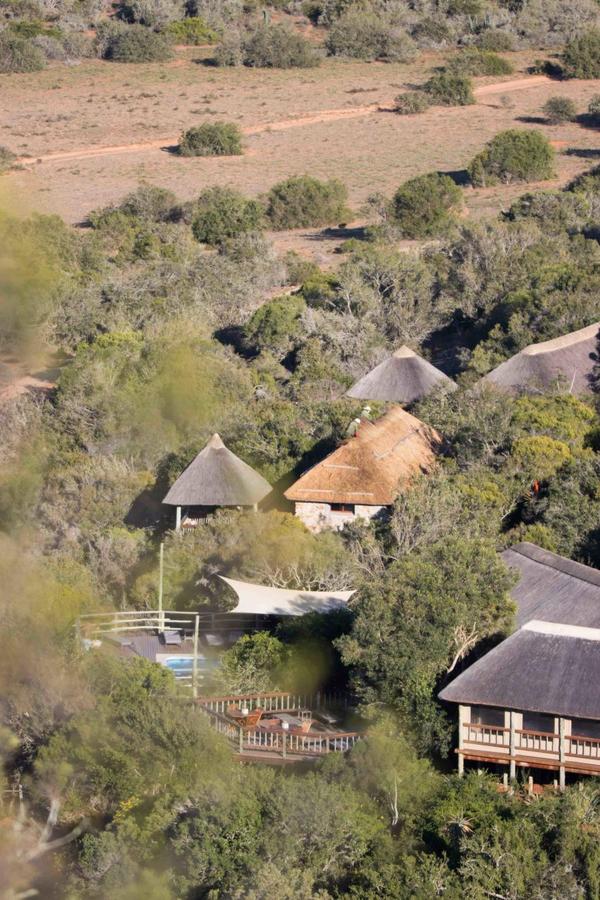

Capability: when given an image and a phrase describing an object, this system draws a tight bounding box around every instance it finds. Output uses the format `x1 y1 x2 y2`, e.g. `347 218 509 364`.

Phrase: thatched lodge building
284 406 441 532
346 346 456 405
440 542 600 787
163 433 271 530
483 322 600 395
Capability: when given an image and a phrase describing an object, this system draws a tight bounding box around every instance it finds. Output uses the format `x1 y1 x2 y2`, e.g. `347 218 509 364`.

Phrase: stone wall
294 501 386 533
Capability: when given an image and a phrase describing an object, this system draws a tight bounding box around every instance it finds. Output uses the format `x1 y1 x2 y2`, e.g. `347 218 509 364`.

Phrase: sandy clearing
14 75 553 168
0 375 55 404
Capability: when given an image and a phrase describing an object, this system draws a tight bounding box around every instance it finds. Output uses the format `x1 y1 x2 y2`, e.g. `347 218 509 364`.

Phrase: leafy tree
469 129 554 186
337 537 516 754
191 186 264 245
100 24 173 62
244 293 307 356
423 72 475 106
0 32 45 71
216 632 290 693
562 27 600 77
543 95 577 123
392 172 463 238
265 176 350 230
178 121 243 157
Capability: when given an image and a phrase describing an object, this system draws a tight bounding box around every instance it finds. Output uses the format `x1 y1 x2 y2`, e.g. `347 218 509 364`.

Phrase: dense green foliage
265 175 350 230
392 172 463 238
469 129 555 186
191 186 264 244
100 24 173 62
178 121 243 157
216 24 319 68
448 47 514 75
326 7 416 61
562 27 600 77
543 95 578 123
393 91 430 114
0 31 45 71
165 16 218 44
423 72 475 106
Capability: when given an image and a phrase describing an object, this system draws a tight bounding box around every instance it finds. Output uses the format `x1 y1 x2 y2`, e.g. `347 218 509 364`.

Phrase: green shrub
0 32 46 72
218 24 319 69
411 17 453 47
101 25 173 62
90 184 179 224
543 96 577 124
265 175 350 230
244 293 307 355
423 72 475 106
475 30 515 52
326 8 416 62
393 91 430 115
191 186 264 245
392 172 463 238
586 93 600 124
562 29 600 78
165 17 218 44
0 145 16 172
448 48 514 76
178 121 242 157
469 129 555 186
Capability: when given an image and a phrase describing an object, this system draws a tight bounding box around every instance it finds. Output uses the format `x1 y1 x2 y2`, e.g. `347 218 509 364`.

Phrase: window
571 718 600 739
331 503 355 513
470 705 505 727
523 711 555 734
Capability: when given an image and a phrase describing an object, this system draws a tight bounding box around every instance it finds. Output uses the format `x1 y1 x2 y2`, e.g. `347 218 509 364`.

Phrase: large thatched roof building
346 346 456 404
439 542 600 784
483 322 600 395
163 434 271 529
284 406 441 532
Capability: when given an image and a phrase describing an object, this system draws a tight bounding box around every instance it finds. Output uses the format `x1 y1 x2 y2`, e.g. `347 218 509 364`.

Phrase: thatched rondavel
346 346 456 404
483 322 600 395
163 434 271 528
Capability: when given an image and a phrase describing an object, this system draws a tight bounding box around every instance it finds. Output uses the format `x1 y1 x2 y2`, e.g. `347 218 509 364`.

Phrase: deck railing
198 691 316 716
464 723 600 765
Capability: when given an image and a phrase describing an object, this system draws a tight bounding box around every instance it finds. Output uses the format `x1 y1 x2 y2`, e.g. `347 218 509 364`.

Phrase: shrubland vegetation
178 121 243 157
3 1 600 895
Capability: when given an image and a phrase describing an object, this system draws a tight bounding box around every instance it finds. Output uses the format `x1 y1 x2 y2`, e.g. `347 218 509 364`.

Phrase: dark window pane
523 712 555 733
331 503 355 513
471 705 505 727
571 718 600 739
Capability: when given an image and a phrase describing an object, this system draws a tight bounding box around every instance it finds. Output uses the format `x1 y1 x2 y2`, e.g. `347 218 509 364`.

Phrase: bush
469 129 555 186
411 17 453 48
423 72 475 106
543 96 577 124
165 17 218 44
0 146 16 173
587 93 600 124
392 172 463 238
475 30 515 52
393 91 430 115
101 24 173 62
0 33 46 72
562 28 600 78
326 8 416 62
265 175 350 230
218 24 319 68
117 0 185 28
178 121 242 156
448 48 514 76
191 186 264 245
95 184 179 223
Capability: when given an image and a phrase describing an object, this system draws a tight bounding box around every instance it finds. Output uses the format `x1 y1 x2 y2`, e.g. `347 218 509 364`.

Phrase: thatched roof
219 576 354 617
439 620 600 720
284 406 441 505
502 542 600 629
483 322 600 395
346 346 456 404
163 434 272 507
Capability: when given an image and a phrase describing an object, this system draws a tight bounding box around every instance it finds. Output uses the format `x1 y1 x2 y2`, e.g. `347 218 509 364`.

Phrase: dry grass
2 47 600 231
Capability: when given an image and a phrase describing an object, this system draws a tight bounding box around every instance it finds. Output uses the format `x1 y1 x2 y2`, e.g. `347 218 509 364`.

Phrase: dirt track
14 75 552 167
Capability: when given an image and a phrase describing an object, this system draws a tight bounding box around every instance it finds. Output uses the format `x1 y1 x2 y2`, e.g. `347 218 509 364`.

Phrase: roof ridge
510 542 600 588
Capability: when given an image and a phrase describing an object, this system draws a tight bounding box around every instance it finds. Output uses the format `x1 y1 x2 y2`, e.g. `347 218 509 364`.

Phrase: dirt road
14 75 552 168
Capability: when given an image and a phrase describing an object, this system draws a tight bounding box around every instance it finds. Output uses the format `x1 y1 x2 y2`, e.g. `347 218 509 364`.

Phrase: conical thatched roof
163 434 272 507
285 406 441 506
483 323 600 395
346 346 456 404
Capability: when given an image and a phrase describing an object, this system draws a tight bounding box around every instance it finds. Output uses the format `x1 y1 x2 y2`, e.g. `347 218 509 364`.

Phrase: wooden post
559 717 566 791
458 705 467 777
282 731 287 759
238 727 243 754
528 776 533 796
175 506 181 531
192 614 199 699
158 542 165 632
509 710 516 781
